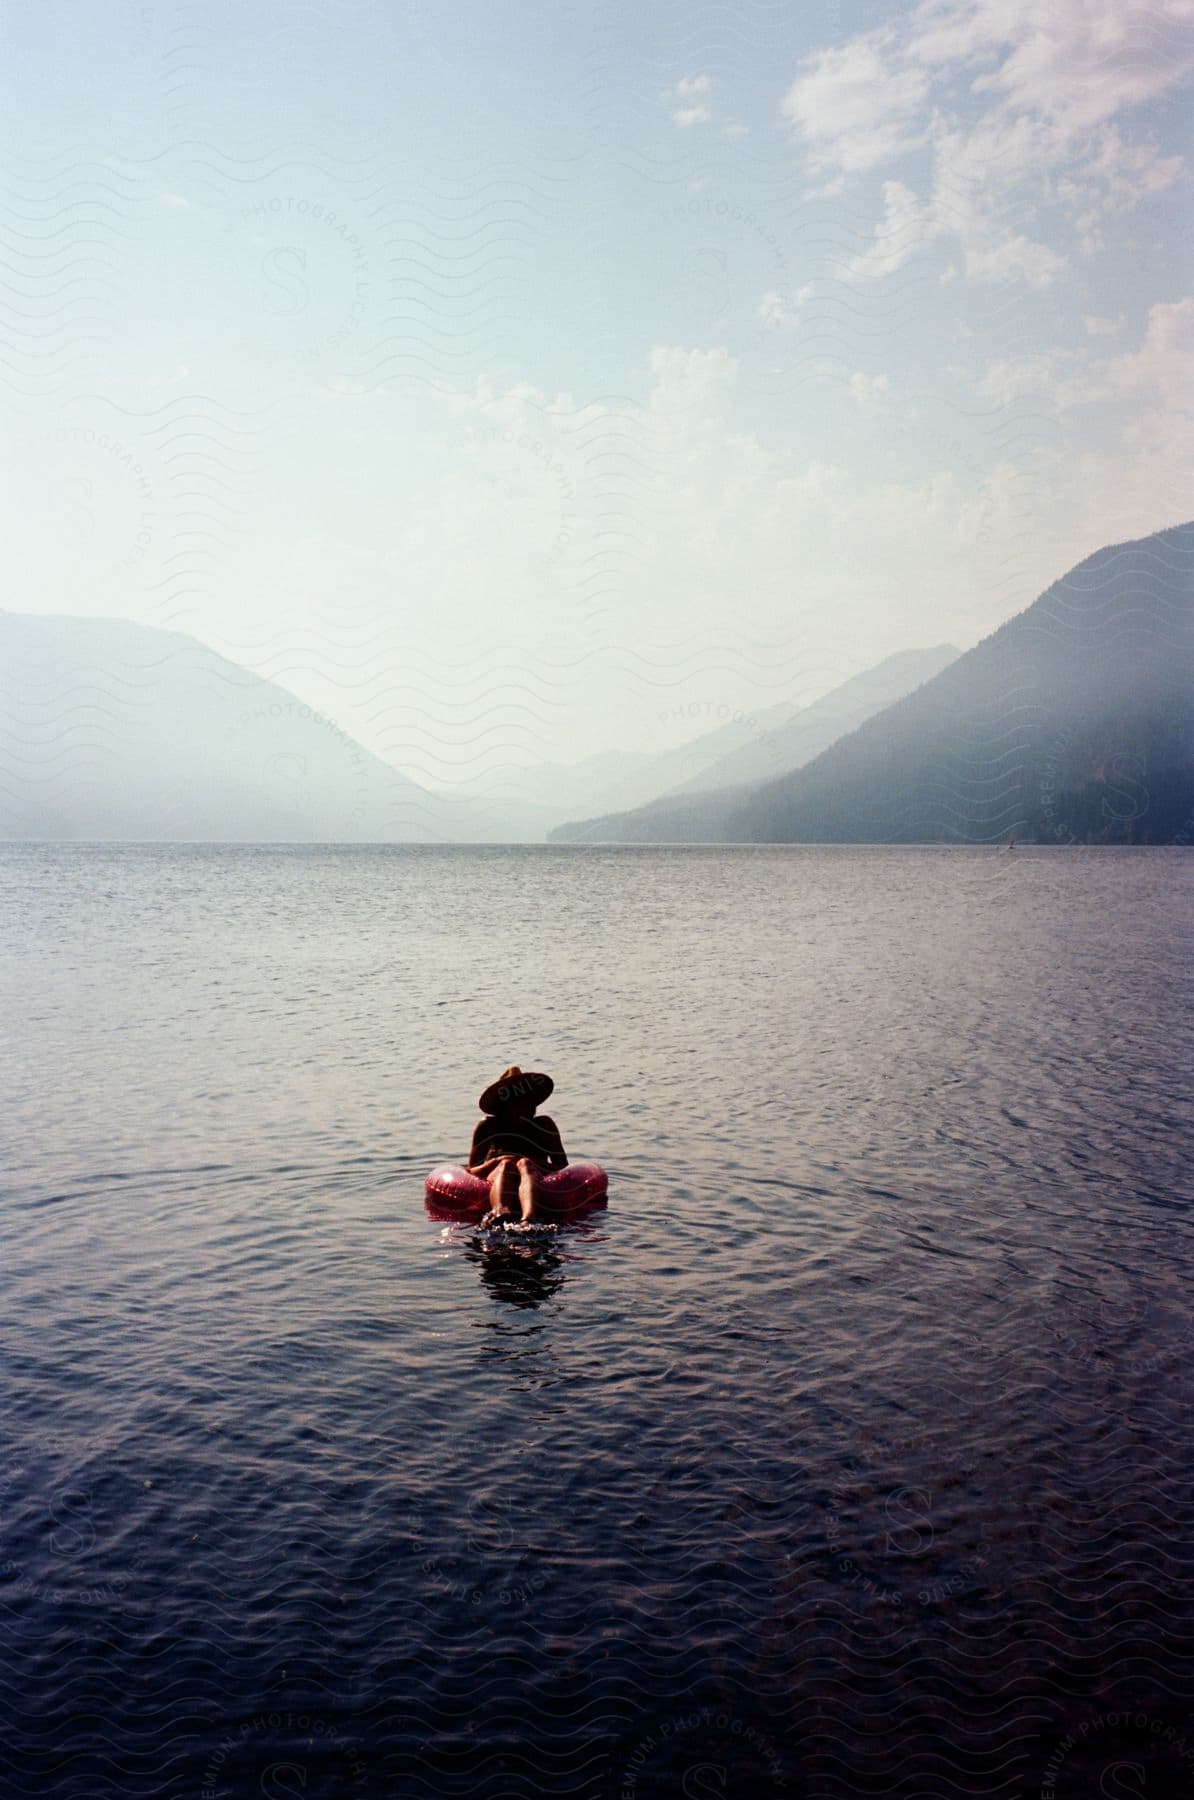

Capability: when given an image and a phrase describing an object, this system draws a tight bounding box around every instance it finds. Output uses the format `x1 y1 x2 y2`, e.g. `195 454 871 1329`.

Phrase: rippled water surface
2 844 1193 1798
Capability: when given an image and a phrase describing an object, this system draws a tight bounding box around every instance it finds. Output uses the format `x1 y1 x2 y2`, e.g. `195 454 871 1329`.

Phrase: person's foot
480 1207 512 1228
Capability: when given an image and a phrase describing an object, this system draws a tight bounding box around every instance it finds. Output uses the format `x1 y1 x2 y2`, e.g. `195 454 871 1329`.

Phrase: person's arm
468 1121 497 1172
538 1116 568 1171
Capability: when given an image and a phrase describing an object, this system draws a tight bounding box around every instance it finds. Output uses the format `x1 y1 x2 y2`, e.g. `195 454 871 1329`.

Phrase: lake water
2 843 1192 1799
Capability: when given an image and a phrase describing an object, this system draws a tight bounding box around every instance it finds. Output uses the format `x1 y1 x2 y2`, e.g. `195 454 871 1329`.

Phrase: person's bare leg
517 1157 542 1222
485 1158 518 1222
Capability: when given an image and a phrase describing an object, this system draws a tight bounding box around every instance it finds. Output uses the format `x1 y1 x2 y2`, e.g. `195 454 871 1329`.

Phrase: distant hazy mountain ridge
0 615 958 844
549 522 1194 844
5 524 1189 845
730 522 1194 845
0 613 503 842
548 644 960 842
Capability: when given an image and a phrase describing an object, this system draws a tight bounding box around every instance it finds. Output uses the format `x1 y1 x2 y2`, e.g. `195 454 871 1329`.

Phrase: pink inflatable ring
425 1161 608 1220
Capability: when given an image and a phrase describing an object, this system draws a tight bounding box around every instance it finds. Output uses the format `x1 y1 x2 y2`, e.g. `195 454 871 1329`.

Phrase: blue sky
2 0 1191 796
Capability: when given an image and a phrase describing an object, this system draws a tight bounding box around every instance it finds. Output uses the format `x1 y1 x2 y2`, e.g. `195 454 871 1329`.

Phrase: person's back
471 1109 565 1169
467 1066 567 1222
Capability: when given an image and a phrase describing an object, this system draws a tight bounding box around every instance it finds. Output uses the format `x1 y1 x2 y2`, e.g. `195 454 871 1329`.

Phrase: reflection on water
1 843 1192 1798
466 1225 568 1310
454 1214 606 1312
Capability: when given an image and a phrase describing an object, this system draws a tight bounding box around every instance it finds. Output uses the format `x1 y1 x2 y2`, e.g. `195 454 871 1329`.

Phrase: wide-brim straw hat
479 1065 554 1115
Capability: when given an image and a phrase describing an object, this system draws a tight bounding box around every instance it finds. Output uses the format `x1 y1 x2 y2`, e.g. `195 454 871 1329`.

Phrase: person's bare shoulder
535 1114 567 1167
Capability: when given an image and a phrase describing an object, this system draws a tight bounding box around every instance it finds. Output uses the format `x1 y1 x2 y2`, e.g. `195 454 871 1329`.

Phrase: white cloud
1060 126 1185 250
777 461 852 501
952 461 1024 548
1088 126 1184 212
841 154 1066 290
850 372 892 411
964 0 1194 137
1084 314 1121 337
646 344 737 411
923 116 1073 286
432 350 1037 668
665 73 714 128
780 0 1192 285
1108 296 1194 396
781 35 930 177
973 299 1194 410
963 232 1069 288
757 282 815 327
976 349 1099 409
41 319 1181 776
847 181 929 280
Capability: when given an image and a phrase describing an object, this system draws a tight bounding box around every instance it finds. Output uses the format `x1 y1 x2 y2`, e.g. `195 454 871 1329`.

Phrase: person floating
467 1066 568 1225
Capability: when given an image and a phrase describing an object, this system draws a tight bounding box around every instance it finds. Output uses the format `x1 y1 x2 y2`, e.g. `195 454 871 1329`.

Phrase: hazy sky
2 0 1191 794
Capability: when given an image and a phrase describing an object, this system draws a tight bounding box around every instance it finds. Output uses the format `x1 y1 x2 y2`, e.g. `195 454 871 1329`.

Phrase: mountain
13 521 1189 847
0 615 954 844
725 521 1194 844
351 649 956 835
554 522 1192 846
440 674 923 831
0 612 514 842
657 645 960 797
548 645 961 842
